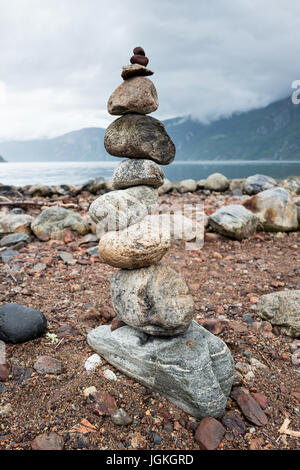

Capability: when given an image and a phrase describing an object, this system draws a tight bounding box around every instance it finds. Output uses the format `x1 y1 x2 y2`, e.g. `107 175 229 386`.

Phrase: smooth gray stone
244 174 277 195
113 159 164 190
104 114 175 165
0 233 30 247
209 204 260 240
87 321 234 419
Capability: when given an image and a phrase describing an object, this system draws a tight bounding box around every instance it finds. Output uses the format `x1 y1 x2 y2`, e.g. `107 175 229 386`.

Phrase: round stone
205 173 229 192
110 264 194 336
104 114 175 165
0 303 47 344
108 77 158 116
98 217 170 269
113 159 164 189
133 46 145 56
130 55 149 66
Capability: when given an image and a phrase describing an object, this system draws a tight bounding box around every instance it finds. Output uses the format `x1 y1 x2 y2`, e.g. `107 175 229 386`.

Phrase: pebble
0 403 12 418
58 251 75 264
31 432 65 450
195 417 225 450
0 364 9 382
34 356 62 375
103 369 118 381
83 386 97 398
250 358 268 369
84 353 102 371
111 408 133 426
1 249 18 263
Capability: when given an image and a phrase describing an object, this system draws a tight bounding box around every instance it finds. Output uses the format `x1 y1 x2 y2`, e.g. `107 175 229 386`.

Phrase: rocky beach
0 168 300 450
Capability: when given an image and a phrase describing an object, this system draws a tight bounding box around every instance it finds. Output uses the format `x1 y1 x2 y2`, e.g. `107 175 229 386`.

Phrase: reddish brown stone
231 388 268 426
221 411 247 435
130 55 149 66
133 46 145 56
252 392 268 410
31 432 65 450
93 391 118 416
195 417 225 450
0 364 9 382
198 318 226 335
111 317 126 332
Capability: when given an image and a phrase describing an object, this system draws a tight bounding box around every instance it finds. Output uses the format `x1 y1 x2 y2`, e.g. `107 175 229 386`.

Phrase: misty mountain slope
164 96 300 160
0 96 300 162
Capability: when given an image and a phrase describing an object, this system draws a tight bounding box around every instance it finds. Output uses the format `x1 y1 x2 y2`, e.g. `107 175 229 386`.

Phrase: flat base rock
87 321 234 419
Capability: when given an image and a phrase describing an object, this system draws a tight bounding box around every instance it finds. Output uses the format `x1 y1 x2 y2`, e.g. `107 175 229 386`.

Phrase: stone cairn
87 47 234 419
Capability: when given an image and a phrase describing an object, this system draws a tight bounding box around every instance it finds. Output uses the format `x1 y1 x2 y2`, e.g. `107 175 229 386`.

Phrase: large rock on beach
205 173 229 192
0 213 33 238
104 114 175 165
244 174 277 195
112 159 164 190
255 290 300 338
111 264 194 335
209 204 260 240
31 206 89 241
89 185 158 233
108 77 158 115
98 218 170 269
87 320 234 419
178 179 197 193
0 303 47 344
121 64 153 80
243 187 298 232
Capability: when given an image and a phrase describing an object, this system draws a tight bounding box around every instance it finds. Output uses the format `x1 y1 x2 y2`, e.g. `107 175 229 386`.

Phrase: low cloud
0 0 299 140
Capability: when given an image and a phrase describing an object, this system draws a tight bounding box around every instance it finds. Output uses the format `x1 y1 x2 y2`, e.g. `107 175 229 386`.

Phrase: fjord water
0 160 300 186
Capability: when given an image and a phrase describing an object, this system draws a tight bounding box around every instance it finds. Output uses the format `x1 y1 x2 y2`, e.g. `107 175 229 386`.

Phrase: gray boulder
178 179 197 193
158 179 173 195
282 176 300 195
113 159 164 190
111 264 194 336
255 290 300 338
0 233 30 248
0 213 33 238
209 204 260 240
104 114 175 165
87 321 234 419
243 187 298 232
31 206 89 241
205 173 229 192
244 174 277 195
89 185 158 233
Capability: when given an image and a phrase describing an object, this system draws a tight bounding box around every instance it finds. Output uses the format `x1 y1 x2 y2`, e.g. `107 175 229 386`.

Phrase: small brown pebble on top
133 46 145 56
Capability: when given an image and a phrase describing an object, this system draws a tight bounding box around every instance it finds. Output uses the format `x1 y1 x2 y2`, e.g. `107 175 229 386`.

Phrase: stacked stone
87 48 234 419
89 47 194 336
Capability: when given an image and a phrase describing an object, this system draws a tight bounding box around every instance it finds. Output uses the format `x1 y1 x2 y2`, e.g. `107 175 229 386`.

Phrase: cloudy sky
0 0 300 141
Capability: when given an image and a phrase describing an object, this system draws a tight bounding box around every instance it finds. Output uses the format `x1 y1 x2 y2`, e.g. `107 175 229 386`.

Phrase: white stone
84 353 102 371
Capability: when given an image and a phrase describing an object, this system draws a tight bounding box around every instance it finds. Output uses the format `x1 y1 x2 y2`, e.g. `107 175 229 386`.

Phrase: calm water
0 160 300 186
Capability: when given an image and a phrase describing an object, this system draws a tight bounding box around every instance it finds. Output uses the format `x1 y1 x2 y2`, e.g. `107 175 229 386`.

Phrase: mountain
0 96 300 162
0 128 112 163
0 155 5 162
164 96 300 161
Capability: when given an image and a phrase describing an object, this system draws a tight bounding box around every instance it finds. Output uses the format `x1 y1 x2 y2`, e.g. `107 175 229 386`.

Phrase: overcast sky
0 0 300 141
